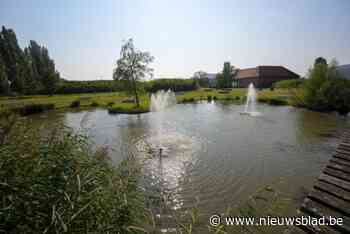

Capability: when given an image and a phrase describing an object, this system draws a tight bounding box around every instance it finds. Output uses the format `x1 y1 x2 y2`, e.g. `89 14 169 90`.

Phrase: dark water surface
30 102 350 224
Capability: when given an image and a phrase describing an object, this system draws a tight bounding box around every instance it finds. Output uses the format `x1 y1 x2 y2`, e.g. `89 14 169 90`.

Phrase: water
243 83 260 116
150 90 177 112
28 103 349 231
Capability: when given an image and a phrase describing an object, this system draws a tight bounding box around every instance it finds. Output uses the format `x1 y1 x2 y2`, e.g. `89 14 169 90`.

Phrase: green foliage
302 58 350 115
90 101 99 107
217 62 236 88
274 79 304 89
0 26 60 95
0 56 10 94
56 80 127 94
70 100 80 108
0 121 144 233
113 39 154 107
12 103 55 116
258 96 288 105
144 79 197 93
25 40 60 95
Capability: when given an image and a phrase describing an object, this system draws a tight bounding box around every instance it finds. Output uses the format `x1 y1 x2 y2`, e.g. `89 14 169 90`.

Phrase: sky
1 0 350 80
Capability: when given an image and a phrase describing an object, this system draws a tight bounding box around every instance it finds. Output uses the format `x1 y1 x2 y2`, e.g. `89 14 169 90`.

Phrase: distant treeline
0 26 60 95
144 78 197 93
57 78 198 94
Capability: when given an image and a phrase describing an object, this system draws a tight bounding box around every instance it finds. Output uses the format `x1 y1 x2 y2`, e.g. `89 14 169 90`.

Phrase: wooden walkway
298 130 350 233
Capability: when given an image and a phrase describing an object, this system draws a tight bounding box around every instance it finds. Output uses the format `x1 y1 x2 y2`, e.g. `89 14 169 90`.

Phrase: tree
302 57 350 115
113 39 154 107
0 56 10 94
314 57 327 66
25 40 60 95
217 62 236 88
193 71 209 87
0 26 30 93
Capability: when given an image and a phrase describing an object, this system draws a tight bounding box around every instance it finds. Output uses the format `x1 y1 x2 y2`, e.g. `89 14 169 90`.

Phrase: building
234 66 299 88
337 64 350 80
204 73 218 88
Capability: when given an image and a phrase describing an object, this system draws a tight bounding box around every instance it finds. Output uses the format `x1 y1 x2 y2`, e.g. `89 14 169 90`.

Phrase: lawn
0 88 294 115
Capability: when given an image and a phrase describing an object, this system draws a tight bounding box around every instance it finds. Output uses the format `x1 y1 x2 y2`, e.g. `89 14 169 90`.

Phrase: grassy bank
0 115 145 233
0 88 294 116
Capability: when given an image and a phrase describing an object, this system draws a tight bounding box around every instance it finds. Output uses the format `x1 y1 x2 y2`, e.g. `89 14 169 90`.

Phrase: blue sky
1 0 349 80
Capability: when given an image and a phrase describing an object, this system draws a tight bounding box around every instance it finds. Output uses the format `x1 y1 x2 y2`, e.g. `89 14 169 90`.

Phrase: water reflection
27 103 349 219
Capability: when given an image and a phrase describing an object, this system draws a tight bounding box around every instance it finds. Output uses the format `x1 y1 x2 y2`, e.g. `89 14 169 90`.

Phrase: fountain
241 83 260 116
150 90 177 112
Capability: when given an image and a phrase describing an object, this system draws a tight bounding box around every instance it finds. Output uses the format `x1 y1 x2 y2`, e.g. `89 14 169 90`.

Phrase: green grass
0 116 145 233
0 88 294 116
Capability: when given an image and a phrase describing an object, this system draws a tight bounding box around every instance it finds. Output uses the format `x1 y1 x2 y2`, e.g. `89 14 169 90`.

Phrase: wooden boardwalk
298 130 350 233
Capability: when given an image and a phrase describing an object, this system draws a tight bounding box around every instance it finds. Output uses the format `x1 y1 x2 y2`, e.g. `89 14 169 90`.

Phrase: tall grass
0 115 145 234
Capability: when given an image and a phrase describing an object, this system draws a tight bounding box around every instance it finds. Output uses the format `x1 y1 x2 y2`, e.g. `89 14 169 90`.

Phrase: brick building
234 66 299 88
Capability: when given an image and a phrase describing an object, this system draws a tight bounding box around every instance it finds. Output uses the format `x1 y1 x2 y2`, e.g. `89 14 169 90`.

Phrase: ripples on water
29 103 350 228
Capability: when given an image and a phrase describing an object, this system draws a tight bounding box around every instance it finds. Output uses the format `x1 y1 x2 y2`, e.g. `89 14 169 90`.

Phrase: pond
30 102 349 230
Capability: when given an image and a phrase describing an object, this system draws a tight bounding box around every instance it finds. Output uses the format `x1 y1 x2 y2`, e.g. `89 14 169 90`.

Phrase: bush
145 79 197 93
301 59 350 115
207 95 212 101
182 97 195 103
0 122 144 233
55 80 127 94
258 97 288 105
13 103 55 116
70 100 80 108
274 79 303 89
90 102 99 107
107 102 114 107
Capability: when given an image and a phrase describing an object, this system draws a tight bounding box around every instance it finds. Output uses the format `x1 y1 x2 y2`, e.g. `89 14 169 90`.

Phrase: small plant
13 103 55 116
0 122 145 233
70 100 80 108
207 95 212 101
90 101 99 107
107 101 115 107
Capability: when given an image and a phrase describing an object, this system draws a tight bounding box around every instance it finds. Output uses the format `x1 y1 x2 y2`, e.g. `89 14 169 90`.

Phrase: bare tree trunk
132 78 140 107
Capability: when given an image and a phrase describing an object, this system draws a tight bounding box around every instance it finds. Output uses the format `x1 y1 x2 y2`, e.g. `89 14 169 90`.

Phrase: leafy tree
217 62 237 88
0 26 30 93
25 40 60 95
302 58 350 115
0 56 10 94
193 71 210 87
314 57 327 66
113 39 154 107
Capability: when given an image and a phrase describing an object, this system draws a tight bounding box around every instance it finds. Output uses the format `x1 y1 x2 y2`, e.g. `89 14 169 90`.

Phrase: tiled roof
235 66 299 79
235 68 258 79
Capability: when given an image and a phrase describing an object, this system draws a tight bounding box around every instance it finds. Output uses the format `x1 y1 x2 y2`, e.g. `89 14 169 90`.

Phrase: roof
235 66 299 79
337 64 350 80
235 68 258 79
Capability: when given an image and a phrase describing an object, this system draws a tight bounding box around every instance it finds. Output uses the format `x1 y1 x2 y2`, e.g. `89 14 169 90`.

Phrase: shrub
13 103 55 116
301 59 350 115
145 79 197 93
258 97 288 105
213 96 217 100
90 102 99 107
207 95 212 101
0 121 145 233
182 97 195 103
274 79 303 89
70 100 80 108
107 101 115 107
